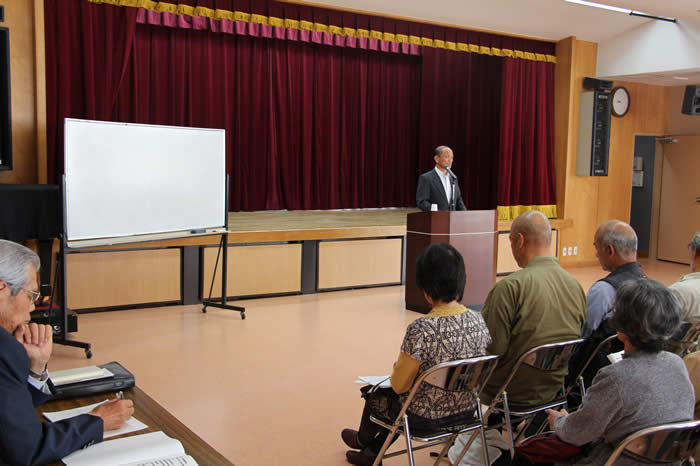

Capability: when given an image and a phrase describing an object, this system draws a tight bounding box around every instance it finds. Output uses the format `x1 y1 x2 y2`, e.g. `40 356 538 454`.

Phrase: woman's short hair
608 279 681 353
415 244 466 303
0 240 40 295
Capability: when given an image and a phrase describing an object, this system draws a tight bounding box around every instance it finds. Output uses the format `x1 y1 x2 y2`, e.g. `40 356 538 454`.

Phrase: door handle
697 197 700 203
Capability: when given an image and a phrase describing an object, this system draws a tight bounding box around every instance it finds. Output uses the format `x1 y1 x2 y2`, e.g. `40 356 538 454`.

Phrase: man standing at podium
416 146 467 211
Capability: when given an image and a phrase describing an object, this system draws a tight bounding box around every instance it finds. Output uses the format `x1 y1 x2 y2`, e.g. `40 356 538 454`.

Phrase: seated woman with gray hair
545 279 695 465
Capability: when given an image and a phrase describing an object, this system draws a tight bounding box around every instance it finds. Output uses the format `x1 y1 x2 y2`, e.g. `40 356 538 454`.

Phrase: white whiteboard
64 119 226 241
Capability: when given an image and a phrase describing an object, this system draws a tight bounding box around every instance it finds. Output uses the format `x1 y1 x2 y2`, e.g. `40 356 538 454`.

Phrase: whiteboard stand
58 176 93 358
201 176 246 319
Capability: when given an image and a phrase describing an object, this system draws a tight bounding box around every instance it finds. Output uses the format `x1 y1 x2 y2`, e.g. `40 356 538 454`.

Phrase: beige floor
48 259 690 465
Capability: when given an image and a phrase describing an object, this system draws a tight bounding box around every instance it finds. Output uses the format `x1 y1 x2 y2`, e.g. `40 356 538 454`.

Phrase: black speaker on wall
0 27 10 170
682 85 700 116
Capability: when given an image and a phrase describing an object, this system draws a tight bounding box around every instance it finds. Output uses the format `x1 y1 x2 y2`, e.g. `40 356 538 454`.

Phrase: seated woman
546 279 695 465
341 243 491 465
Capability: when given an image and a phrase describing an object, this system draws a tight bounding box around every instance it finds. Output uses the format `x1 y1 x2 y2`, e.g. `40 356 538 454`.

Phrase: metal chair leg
432 435 455 466
403 414 416 466
477 403 491 466
373 423 402 466
502 391 515 459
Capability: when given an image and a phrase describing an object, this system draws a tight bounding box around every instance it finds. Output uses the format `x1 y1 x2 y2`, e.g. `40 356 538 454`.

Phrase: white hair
0 240 40 295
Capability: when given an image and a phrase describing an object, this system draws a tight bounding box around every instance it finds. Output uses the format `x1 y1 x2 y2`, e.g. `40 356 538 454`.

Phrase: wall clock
611 86 630 117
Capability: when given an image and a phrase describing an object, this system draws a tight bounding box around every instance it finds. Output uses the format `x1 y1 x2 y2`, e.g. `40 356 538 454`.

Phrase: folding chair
369 355 499 466
452 338 584 463
666 322 700 357
568 334 619 399
604 420 700 466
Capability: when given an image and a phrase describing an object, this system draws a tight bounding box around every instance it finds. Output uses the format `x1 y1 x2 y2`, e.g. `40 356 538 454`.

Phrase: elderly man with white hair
670 231 700 323
581 220 646 338
0 239 134 465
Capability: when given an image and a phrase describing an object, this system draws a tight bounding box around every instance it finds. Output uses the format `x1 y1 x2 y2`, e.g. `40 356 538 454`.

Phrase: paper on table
122 454 198 465
62 431 188 466
49 366 114 386
43 400 148 439
355 376 391 388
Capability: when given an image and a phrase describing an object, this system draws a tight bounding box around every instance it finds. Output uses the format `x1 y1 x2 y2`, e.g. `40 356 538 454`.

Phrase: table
36 386 233 465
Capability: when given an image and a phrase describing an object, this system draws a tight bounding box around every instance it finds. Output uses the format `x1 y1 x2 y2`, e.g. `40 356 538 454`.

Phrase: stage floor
71 208 569 249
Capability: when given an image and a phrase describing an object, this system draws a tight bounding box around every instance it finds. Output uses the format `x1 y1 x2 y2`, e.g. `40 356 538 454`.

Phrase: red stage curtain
45 2 138 180
87 0 557 63
46 0 558 216
497 58 557 220
46 0 422 210
417 46 503 210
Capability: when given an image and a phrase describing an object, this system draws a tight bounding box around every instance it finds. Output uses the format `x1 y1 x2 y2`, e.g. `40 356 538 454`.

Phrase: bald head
511 210 553 247
596 220 637 260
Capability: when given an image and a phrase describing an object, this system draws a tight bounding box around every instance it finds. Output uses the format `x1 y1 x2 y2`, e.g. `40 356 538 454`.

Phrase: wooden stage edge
74 209 573 251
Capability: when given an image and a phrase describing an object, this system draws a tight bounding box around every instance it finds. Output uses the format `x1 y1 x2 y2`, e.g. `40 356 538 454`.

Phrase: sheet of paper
62 431 186 466
607 350 625 364
43 400 148 439
355 375 391 388
49 366 114 386
122 454 198 466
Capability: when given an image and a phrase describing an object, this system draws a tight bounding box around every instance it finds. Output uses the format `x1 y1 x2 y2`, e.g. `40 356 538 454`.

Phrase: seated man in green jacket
449 210 586 465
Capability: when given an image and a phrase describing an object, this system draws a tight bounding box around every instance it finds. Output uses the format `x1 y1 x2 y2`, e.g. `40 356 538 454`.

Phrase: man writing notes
416 146 467 211
0 239 134 465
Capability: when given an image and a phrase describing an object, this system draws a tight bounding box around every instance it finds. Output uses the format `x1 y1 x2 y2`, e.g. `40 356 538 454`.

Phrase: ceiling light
673 76 690 80
564 0 677 22
565 0 630 14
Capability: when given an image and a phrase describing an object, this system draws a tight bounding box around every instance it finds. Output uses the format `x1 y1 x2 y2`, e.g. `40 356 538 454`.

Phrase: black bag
51 361 135 399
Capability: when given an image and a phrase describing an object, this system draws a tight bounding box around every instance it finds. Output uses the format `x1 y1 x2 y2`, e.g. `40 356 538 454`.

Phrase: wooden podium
405 210 497 314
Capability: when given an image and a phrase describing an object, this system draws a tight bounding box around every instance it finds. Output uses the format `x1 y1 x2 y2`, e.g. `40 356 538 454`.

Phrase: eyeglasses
20 288 40 304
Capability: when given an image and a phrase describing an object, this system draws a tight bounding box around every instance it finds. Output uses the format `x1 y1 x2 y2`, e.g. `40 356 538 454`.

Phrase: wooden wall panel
558 39 599 267
202 243 302 297
554 37 574 221
318 238 402 289
555 38 669 268
497 230 559 274
597 82 668 225
66 249 181 309
0 0 38 184
667 85 700 136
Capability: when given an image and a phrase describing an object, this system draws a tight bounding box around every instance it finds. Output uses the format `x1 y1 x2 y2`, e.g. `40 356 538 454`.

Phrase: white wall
597 19 700 78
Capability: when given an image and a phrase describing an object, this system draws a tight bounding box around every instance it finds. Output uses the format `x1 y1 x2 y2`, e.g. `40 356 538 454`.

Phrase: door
657 136 700 264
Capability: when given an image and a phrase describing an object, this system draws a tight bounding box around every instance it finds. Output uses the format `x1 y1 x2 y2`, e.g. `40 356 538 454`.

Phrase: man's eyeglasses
21 289 40 304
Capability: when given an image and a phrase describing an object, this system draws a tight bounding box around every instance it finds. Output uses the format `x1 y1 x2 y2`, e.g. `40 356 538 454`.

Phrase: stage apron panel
317 238 402 290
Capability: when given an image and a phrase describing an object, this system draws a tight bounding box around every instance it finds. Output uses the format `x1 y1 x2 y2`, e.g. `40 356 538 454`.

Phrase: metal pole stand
202 232 246 319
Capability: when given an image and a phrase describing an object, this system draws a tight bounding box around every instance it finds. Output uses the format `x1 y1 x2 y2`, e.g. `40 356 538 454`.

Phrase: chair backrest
667 322 700 356
491 338 583 406
604 420 700 466
519 339 584 371
574 334 618 381
419 355 500 395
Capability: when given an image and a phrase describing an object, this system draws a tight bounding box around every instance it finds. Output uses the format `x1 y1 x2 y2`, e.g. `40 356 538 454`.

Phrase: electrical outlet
568 247 573 256
573 246 578 256
562 247 567 257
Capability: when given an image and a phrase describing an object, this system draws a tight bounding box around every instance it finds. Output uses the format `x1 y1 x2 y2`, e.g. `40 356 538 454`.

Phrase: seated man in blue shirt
0 239 134 465
567 221 647 396
582 220 646 338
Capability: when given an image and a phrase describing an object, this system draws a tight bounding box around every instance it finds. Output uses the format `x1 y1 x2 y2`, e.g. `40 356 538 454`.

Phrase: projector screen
64 119 226 241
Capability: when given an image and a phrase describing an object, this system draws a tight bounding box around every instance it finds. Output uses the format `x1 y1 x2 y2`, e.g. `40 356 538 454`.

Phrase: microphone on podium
443 164 457 180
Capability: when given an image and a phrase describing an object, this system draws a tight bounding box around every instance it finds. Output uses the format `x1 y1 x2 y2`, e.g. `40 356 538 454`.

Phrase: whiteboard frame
63 119 227 244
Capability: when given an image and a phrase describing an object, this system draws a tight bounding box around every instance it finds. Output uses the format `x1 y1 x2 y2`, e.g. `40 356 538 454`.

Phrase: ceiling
608 68 700 86
301 0 700 85
303 0 700 42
